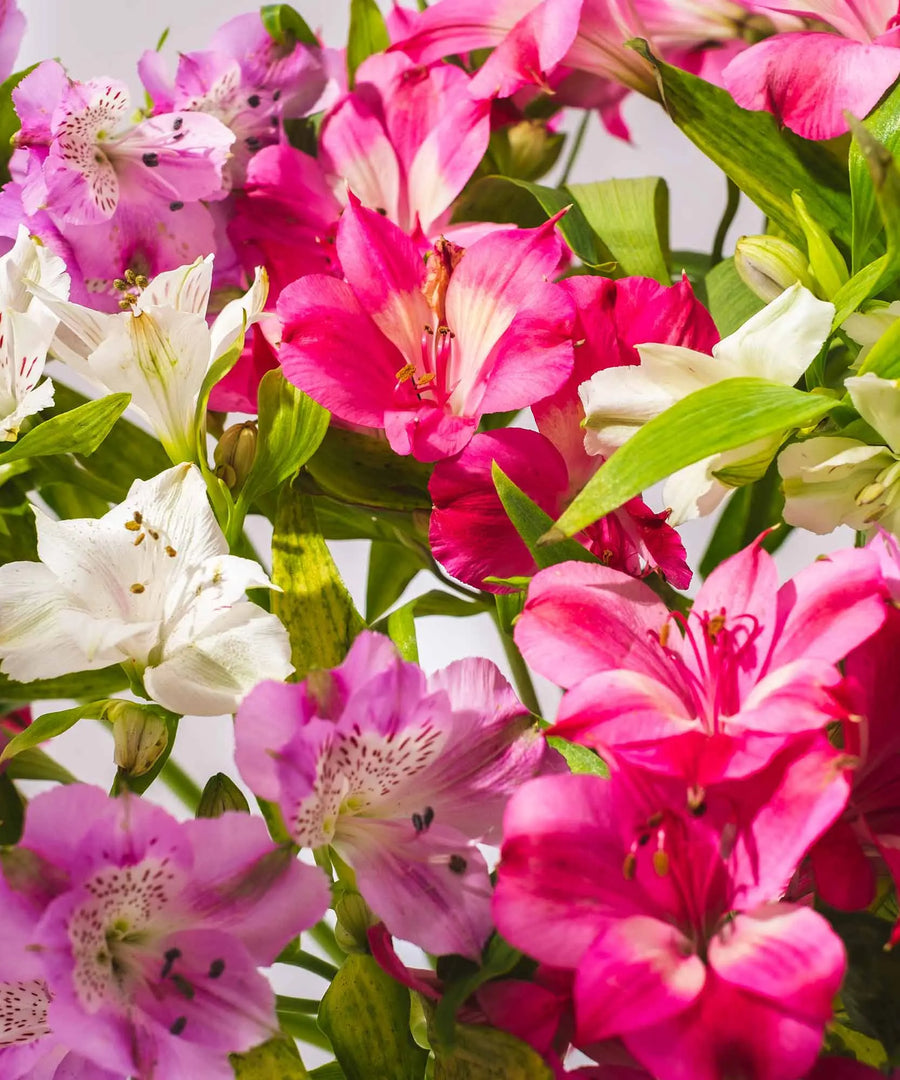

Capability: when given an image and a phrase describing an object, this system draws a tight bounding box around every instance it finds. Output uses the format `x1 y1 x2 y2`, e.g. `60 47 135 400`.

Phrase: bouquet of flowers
1 0 900 1076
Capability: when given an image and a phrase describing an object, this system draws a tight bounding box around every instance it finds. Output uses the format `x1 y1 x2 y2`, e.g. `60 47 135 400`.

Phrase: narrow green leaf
566 177 670 283
0 667 129 701
347 0 389 86
451 175 598 266
386 602 419 662
318 954 428 1080
704 258 764 337
0 773 24 844
260 3 319 47
433 937 522 1049
0 65 37 185
492 462 597 568
629 39 851 249
548 379 840 539
272 486 365 679
0 393 131 465
239 372 330 510
366 540 424 621
231 1035 311 1078
0 701 109 764
546 736 609 777
431 1022 553 1079
859 310 900 378
849 78 900 272
402 589 486 618
791 190 848 299
4 747 78 784
309 1066 347 1080
494 590 525 635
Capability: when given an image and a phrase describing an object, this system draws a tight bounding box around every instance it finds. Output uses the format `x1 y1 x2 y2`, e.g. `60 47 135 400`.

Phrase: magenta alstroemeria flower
723 0 900 139
234 631 555 960
516 539 886 787
139 12 328 188
494 763 848 1080
0 1 24 85
0 785 329 1080
277 199 575 460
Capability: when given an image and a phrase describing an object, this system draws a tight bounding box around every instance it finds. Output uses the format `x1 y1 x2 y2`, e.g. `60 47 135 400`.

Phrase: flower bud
214 421 258 492
734 235 814 302
490 119 565 182
197 772 251 818
334 888 377 954
108 701 168 777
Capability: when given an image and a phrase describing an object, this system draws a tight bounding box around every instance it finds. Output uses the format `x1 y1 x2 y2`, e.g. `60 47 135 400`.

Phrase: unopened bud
334 889 377 953
491 119 565 182
197 772 251 818
734 235 814 302
214 421 258 491
108 701 168 777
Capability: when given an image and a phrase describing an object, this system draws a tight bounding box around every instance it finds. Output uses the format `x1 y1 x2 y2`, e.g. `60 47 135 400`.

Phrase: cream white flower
0 463 291 715
579 283 835 522
0 225 70 440
32 256 267 462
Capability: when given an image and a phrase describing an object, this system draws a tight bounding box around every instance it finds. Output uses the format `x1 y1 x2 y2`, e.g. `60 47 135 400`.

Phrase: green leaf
239 372 330 512
260 4 319 47
318 954 428 1080
431 1022 553 1080
704 257 764 337
309 1066 347 1080
347 0 389 87
366 540 424 622
0 65 37 185
452 176 598 266
197 772 251 818
566 177 670 283
0 773 23 844
0 701 109 764
858 309 900 378
399 589 486 619
231 1035 311 1079
849 77 900 272
629 40 851 250
546 736 609 777
0 393 131 465
433 937 522 1049
547 378 841 539
828 910 900 1059
492 462 597 568
272 486 365 679
4 747 77 784
791 190 848 299
386 602 419 662
0 666 129 701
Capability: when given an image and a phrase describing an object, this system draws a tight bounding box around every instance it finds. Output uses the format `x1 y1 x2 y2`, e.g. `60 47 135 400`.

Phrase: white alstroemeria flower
31 256 267 462
579 283 834 522
779 372 900 537
0 463 292 715
0 225 70 440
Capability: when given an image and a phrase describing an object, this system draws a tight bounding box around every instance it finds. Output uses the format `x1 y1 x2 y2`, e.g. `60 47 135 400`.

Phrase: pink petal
382 402 478 460
0 0 24 84
723 32 900 141
809 819 877 910
320 93 402 222
393 0 546 64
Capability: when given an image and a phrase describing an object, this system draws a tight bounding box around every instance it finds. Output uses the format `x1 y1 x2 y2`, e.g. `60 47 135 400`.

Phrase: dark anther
272 89 282 101
448 854 467 875
690 800 707 818
412 812 424 833
208 958 225 979
423 806 434 828
247 94 261 108
142 152 159 168
171 974 195 1000
637 833 651 847
246 136 261 151
169 201 184 212
375 207 388 216
169 1016 187 1036
160 947 181 980
173 117 183 130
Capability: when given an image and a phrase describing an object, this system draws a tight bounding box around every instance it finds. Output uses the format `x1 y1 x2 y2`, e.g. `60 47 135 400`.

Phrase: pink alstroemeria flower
516 539 886 787
0 785 329 1080
723 0 900 139
430 275 715 592
277 199 575 461
494 764 848 1080
234 631 555 960
0 1 24 85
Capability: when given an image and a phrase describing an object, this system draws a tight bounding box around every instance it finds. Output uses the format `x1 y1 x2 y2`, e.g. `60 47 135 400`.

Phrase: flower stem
559 110 590 187
711 178 741 266
275 994 321 1015
276 944 340 982
275 1007 332 1050
158 758 202 813
491 610 542 717
309 920 345 966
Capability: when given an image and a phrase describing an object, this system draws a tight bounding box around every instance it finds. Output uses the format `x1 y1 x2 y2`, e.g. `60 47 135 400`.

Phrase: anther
130 583 145 594
124 269 137 285
208 958 225 979
142 152 159 168
160 947 181 979
247 94 261 108
659 623 670 648
133 533 145 546
652 849 670 876
272 90 281 101
169 1016 187 1036
173 117 183 130
622 852 637 880
134 275 149 289
423 806 434 828
169 201 184 211
113 278 128 291
148 529 159 540
134 512 143 524
412 813 424 833
165 545 177 558
171 974 195 1000
395 363 416 383
448 854 467 875
124 520 141 532
417 372 436 386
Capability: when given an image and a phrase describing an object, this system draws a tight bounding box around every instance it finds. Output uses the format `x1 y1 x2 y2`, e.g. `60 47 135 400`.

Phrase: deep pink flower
516 539 887 787
234 630 555 959
493 763 848 1080
723 1 900 139
0 785 329 1080
277 200 575 460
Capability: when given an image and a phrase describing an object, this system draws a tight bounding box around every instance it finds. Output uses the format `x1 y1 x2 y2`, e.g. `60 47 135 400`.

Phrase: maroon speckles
0 980 51 1047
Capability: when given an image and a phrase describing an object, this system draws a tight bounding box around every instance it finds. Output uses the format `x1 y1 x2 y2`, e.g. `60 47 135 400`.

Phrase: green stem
309 920 345 966
428 560 486 604
158 758 202 813
275 994 321 1015
277 946 339 982
491 610 542 717
276 1009 332 1051
559 110 590 187
711 178 741 266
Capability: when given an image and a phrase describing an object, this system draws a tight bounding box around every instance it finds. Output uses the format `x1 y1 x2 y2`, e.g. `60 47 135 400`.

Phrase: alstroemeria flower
0 225 70 440
235 630 555 959
779 372 900 536
724 0 900 140
0 785 329 1080
580 283 835 522
515 539 885 788
34 255 266 462
0 0 24 84
494 764 848 1080
0 464 291 716
139 12 328 188
278 199 575 460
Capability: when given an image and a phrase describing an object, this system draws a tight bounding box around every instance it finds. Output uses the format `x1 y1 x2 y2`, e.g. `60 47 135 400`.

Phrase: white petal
712 283 834 385
843 300 900 350
139 256 213 314
0 377 54 440
208 266 269 362
846 373 900 454
662 455 732 524
35 288 113 364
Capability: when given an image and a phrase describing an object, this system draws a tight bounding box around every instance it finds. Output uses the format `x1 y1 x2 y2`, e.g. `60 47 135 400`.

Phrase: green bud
108 701 168 777
488 119 565 182
197 772 251 818
214 421 258 491
334 888 377 954
734 234 814 302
